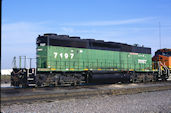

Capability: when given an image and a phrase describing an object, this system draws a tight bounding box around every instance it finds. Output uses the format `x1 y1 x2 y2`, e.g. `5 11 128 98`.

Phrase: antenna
159 22 161 49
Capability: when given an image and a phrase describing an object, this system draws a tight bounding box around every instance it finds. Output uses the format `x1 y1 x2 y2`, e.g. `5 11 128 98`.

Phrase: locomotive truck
11 33 170 87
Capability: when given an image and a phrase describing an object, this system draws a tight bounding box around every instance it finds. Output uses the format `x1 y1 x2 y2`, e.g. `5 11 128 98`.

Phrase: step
27 78 34 80
28 84 36 86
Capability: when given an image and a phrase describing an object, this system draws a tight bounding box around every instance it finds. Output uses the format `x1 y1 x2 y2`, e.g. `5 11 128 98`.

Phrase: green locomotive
11 33 167 87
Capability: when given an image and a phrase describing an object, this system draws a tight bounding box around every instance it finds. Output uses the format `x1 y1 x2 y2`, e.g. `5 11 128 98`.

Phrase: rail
13 56 153 72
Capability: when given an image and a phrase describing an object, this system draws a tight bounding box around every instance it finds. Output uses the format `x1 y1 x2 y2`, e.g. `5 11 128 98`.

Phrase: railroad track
1 81 171 106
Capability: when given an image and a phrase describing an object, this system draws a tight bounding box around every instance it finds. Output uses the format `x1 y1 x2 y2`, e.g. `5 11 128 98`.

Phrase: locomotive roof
37 33 151 54
40 33 128 45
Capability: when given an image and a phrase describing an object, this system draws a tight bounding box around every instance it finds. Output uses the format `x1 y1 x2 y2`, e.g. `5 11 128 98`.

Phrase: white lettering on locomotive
138 59 147 64
54 52 74 59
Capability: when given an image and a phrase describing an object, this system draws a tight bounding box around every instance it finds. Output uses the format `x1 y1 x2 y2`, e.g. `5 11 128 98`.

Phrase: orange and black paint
152 48 171 70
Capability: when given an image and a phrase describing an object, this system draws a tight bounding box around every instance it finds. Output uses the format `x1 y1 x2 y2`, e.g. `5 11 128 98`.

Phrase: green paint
37 46 152 72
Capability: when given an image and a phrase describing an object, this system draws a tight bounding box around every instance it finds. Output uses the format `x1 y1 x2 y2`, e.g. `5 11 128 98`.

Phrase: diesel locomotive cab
152 49 171 80
152 49 171 69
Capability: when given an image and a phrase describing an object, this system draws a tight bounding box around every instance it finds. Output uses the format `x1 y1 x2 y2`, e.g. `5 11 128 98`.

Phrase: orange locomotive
152 48 171 71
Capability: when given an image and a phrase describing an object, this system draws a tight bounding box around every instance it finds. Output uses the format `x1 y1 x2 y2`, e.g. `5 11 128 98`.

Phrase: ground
1 90 171 113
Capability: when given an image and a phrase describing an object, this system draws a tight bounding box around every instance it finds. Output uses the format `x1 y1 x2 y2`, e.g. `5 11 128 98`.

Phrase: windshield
162 51 171 56
155 51 171 56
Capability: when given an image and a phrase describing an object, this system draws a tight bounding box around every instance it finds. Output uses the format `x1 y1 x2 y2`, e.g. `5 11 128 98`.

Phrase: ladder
27 68 36 86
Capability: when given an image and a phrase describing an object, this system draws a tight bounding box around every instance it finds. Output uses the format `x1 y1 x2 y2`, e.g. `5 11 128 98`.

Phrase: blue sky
2 0 171 69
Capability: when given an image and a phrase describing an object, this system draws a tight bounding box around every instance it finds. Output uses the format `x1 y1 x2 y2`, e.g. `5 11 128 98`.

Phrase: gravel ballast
1 90 171 113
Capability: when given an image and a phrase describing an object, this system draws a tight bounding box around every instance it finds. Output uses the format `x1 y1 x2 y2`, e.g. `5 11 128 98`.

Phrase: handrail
158 61 170 78
38 60 152 71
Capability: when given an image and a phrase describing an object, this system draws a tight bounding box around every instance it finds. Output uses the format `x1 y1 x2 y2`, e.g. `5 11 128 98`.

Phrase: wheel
161 75 167 81
130 74 137 83
71 82 77 86
36 81 42 87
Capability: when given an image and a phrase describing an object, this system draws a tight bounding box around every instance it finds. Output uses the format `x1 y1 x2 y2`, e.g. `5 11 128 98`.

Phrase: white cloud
2 22 48 69
63 17 155 26
3 22 37 45
60 27 74 33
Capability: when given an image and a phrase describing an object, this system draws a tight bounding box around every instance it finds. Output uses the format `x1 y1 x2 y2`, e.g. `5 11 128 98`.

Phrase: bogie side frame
11 67 166 88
